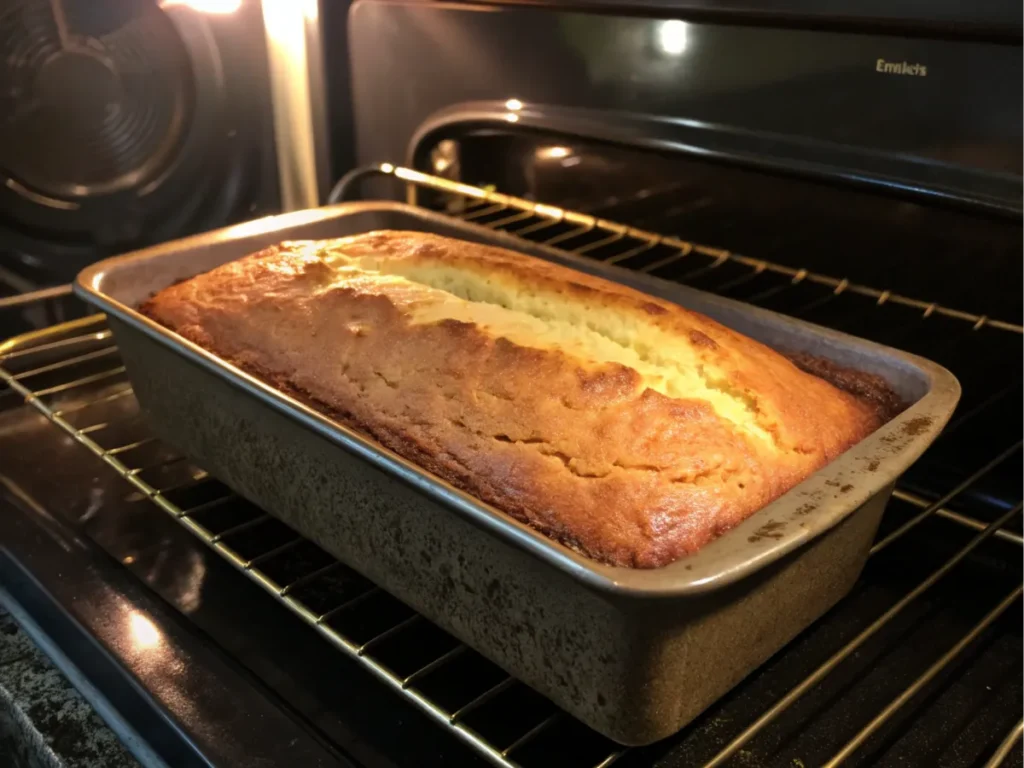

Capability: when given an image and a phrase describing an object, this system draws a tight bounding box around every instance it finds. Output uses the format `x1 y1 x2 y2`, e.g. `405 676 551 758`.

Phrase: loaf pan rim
73 201 962 598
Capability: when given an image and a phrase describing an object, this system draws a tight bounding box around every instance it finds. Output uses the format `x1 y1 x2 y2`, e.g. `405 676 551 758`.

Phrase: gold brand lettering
875 58 927 77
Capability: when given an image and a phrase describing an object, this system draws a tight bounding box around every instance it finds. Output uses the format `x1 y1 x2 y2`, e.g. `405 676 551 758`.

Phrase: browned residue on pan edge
901 415 933 437
748 519 787 543
786 351 906 424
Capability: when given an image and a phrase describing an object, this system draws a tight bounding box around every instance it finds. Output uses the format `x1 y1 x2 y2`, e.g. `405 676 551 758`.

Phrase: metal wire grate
0 284 85 339
2 171 1022 767
335 164 1023 335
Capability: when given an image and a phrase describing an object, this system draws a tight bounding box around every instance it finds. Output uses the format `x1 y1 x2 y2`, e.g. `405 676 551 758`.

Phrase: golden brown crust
139 231 883 568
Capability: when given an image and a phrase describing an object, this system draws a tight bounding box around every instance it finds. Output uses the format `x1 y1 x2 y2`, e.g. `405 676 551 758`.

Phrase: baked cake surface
140 231 883 568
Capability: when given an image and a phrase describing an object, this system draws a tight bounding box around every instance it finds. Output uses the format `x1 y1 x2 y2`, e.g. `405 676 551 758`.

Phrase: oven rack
1 169 1021 766
0 284 85 339
1 319 1020 768
332 164 1024 336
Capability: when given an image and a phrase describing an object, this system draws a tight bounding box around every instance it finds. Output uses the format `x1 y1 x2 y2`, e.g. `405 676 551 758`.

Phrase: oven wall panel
348 2 1022 213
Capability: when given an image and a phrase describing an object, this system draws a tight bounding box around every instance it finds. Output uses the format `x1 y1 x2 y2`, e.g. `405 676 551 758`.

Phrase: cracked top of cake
139 230 887 568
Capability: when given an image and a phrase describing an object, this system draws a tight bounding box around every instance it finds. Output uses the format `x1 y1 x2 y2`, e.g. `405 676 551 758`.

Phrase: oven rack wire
332 164 1024 336
1 170 1021 767
1 320 1020 768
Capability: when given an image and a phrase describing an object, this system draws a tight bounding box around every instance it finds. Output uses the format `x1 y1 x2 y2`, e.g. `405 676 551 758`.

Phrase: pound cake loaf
140 231 889 568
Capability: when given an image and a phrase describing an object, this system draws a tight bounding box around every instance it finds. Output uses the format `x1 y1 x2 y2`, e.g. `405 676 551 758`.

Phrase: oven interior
0 132 1020 768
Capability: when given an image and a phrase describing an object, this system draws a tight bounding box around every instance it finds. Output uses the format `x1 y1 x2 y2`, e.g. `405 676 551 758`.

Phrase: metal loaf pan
76 202 960 746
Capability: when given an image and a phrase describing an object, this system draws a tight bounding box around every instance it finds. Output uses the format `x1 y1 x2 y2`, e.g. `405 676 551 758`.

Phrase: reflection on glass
538 146 572 159
504 98 524 111
657 20 689 56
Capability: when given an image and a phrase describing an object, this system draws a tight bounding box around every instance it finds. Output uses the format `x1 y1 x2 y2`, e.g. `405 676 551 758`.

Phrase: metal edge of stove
73 191 960 600
0 380 349 767
0 571 163 768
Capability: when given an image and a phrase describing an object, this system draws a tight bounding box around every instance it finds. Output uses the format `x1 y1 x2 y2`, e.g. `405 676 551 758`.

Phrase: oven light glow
657 20 689 55
129 612 162 650
262 0 320 209
504 98 524 111
540 146 571 159
160 0 242 13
